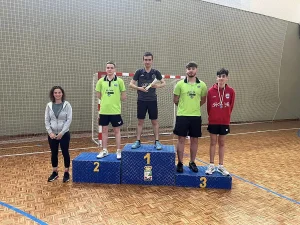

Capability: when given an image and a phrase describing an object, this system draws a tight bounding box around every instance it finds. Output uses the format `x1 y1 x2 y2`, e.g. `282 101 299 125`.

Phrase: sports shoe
48 171 58 182
97 149 108 158
116 149 122 160
131 140 141 149
189 162 198 173
63 172 70 183
177 162 183 173
155 141 162 150
217 165 230 176
205 164 216 175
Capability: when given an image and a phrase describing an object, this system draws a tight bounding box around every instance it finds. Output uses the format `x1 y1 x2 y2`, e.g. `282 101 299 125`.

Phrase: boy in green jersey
95 61 126 159
173 62 207 173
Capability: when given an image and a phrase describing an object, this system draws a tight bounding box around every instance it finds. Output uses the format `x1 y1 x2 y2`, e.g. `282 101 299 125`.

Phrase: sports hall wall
0 0 299 137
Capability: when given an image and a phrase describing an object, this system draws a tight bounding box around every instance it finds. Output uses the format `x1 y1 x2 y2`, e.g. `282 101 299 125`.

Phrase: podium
72 153 121 184
175 166 232 189
72 145 232 189
121 144 176 186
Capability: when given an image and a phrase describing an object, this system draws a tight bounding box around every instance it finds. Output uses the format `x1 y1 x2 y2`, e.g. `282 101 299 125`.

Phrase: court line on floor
1 127 299 153
194 157 300 205
0 201 48 225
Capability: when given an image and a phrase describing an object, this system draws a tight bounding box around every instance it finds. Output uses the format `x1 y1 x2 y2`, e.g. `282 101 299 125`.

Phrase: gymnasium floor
0 120 300 225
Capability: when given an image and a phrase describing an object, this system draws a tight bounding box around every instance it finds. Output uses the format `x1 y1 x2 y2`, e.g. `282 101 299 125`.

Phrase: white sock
102 148 107 152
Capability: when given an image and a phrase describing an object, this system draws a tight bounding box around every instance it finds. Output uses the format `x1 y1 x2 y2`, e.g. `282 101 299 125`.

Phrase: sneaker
131 140 141 149
189 162 198 173
177 162 183 173
217 165 230 176
97 149 108 158
155 141 162 150
116 149 121 160
63 172 70 183
205 164 216 175
48 171 58 182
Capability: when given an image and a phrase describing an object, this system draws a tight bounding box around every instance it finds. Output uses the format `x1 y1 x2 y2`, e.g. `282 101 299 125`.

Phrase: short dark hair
49 86 65 102
217 68 229 76
186 61 198 69
106 61 116 67
143 52 153 60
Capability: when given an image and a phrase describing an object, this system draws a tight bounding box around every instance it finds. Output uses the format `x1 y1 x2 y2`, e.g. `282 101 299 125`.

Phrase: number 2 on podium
144 153 151 164
94 162 100 172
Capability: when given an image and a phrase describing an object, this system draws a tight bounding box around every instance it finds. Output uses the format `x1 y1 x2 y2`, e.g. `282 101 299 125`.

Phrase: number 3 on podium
200 177 207 188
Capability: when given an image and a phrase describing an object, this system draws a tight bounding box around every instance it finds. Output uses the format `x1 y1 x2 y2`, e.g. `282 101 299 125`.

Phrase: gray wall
277 22 300 120
0 0 299 137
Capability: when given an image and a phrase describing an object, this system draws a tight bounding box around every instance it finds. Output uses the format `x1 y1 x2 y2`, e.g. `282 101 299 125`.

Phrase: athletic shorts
207 124 230 135
173 116 202 138
99 115 123 127
137 100 158 120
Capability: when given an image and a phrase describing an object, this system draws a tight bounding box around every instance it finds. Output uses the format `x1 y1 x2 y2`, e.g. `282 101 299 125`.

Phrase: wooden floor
0 121 300 225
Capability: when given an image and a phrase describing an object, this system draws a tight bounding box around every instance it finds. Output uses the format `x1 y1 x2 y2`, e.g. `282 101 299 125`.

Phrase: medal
218 84 225 109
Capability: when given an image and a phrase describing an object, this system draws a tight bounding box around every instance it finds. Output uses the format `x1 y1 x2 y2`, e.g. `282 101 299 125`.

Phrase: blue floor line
194 157 300 205
0 201 48 225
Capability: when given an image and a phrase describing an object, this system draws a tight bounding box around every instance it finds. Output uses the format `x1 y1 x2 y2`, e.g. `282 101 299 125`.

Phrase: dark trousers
48 132 71 168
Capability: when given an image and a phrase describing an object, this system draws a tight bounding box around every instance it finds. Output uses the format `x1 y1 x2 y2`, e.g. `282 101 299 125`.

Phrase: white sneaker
96 149 108 158
217 165 230 176
116 149 121 160
205 164 215 175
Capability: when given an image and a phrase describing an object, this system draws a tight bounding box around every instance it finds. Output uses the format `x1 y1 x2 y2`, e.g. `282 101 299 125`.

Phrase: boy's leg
102 126 109 150
177 136 186 163
97 115 109 158
216 125 230 176
173 116 189 173
137 100 147 140
188 116 202 172
205 125 218 175
218 135 226 165
111 115 123 159
189 137 198 163
210 133 218 164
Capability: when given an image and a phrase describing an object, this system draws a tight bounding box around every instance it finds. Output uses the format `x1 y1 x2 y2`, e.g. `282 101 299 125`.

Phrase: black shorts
99 115 123 127
137 100 158 120
173 116 202 138
207 124 230 135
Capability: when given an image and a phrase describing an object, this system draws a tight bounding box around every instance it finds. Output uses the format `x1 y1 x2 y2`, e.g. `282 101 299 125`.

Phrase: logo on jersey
187 91 196 99
106 89 114 97
212 102 230 107
225 93 230 99
197 85 201 88
114 83 118 87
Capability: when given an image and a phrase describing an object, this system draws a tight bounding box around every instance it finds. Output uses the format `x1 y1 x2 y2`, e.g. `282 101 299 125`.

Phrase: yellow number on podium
144 153 151 165
200 177 207 188
94 162 100 172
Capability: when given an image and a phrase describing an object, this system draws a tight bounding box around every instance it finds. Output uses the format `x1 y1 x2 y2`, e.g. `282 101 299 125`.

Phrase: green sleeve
201 82 208 97
173 82 181 96
119 79 126 92
95 79 102 92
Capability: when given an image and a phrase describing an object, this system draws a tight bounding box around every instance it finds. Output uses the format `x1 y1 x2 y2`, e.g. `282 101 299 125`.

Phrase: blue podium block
72 153 120 184
175 166 232 189
121 144 175 186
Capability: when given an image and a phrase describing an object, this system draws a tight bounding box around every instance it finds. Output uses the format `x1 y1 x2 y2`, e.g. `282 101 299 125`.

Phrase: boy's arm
230 89 235 113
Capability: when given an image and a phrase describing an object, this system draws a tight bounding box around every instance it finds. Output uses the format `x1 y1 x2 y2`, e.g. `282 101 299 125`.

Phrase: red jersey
207 83 235 125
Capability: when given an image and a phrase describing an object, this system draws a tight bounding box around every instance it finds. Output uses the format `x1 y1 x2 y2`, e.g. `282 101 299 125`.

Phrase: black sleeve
155 70 163 80
133 70 140 81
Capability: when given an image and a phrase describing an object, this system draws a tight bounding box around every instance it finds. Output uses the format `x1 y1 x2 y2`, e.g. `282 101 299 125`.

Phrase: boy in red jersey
205 68 235 176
